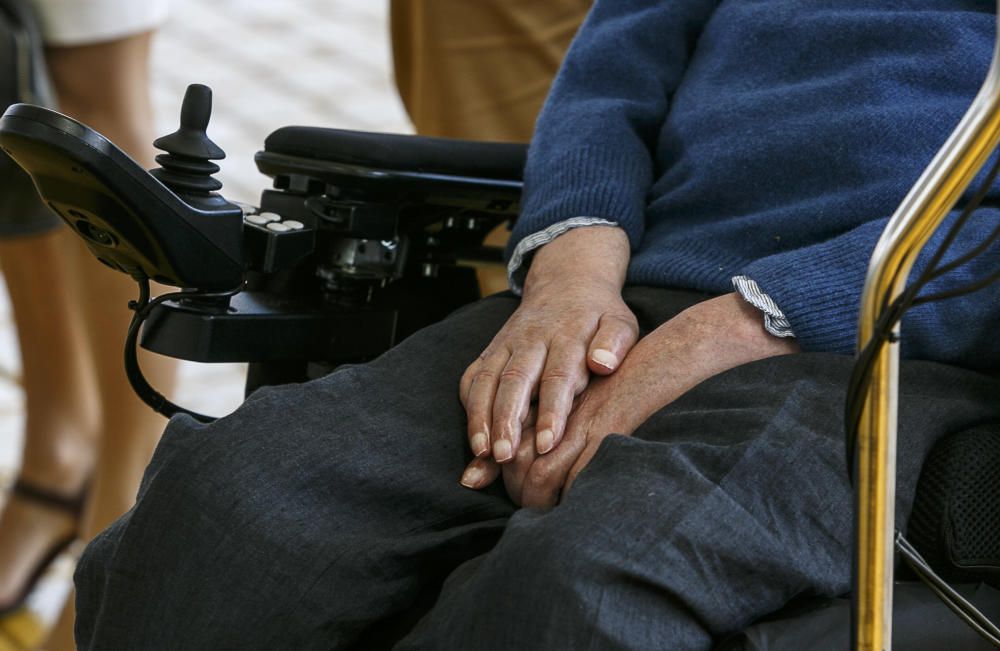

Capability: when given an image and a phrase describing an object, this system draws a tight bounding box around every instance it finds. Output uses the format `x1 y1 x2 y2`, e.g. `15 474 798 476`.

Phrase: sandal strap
10 479 86 516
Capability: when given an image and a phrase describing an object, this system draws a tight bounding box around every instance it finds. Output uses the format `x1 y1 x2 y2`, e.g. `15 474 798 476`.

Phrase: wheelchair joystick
0 80 524 411
150 83 226 195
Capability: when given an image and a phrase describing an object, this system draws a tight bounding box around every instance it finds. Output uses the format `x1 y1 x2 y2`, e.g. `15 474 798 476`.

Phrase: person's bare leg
0 228 100 610
40 32 177 649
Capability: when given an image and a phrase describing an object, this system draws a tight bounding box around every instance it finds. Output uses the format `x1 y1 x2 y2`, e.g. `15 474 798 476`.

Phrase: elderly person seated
73 1 1000 649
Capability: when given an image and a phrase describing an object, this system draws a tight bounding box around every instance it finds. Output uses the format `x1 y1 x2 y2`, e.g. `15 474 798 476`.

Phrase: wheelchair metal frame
855 1 1000 648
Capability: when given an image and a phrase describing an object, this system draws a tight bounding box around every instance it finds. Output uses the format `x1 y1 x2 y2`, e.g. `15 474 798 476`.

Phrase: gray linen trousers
74 288 1000 650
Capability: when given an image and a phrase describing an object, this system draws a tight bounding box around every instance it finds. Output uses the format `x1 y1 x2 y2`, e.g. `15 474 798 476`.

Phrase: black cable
912 264 1000 305
924 217 1000 282
896 533 1000 646
907 153 1000 303
841 161 1000 491
124 277 245 424
844 152 1000 475
916 152 1000 286
843 288 916 475
843 153 1000 647
896 535 1000 638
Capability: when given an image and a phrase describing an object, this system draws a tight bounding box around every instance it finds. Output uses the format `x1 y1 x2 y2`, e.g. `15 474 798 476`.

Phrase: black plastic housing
0 104 244 290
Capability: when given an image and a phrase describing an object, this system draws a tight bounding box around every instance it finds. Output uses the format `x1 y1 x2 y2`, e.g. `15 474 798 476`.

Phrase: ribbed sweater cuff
507 218 620 294
741 235 879 355
511 145 651 257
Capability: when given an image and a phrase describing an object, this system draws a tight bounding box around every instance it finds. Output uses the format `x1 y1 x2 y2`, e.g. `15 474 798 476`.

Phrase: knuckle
525 463 556 491
539 394 570 419
604 311 639 332
509 338 547 360
492 413 515 433
540 369 574 385
473 369 499 385
465 391 489 411
499 367 532 383
467 410 486 428
477 343 509 364
494 415 521 437
550 333 585 349
514 443 534 465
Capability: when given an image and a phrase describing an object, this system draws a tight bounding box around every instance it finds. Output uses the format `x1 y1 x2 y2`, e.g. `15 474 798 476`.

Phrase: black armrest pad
264 126 527 181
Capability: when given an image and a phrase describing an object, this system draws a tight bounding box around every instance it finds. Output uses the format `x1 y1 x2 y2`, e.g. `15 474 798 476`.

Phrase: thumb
587 310 639 375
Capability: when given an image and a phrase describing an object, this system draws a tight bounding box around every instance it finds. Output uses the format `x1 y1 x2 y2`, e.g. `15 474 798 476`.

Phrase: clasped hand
459 228 799 507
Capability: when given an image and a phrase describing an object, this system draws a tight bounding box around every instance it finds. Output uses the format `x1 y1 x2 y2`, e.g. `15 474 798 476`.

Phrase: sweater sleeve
508 0 720 262
741 208 1000 369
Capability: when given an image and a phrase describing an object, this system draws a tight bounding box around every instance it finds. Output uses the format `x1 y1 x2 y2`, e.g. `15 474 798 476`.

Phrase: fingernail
471 432 489 457
493 439 513 462
461 465 483 488
537 429 554 454
591 348 618 369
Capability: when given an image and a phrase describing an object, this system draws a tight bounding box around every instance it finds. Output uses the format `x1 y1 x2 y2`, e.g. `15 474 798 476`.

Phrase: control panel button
245 214 272 225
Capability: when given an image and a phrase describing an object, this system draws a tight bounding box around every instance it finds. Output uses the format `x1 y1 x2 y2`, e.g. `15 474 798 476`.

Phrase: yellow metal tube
853 5 1000 650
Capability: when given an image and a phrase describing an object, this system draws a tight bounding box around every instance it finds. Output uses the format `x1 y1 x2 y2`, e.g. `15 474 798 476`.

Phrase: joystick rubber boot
151 84 226 194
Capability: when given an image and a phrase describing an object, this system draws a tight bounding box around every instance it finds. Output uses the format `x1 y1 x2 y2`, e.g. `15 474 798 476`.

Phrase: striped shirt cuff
507 217 619 294
732 275 796 338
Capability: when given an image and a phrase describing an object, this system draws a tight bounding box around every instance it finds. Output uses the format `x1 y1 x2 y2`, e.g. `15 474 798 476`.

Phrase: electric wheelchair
1 84 999 649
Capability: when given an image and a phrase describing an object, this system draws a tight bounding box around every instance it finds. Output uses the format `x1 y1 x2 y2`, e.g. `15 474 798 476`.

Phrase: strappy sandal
0 480 85 617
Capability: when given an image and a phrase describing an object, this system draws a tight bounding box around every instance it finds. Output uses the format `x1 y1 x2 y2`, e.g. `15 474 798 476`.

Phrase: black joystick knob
150 84 226 194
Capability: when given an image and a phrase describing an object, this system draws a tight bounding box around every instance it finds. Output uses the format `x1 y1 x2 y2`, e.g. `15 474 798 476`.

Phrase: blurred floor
0 0 411 631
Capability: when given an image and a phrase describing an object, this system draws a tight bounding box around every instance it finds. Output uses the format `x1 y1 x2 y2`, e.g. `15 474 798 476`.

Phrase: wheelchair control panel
0 84 525 394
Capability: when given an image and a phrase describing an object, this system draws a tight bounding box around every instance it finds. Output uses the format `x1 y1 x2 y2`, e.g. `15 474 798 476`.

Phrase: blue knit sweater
510 0 1000 368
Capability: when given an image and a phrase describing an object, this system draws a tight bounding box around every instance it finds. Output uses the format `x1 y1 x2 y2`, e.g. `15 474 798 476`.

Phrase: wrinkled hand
459 227 636 470
462 293 800 506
